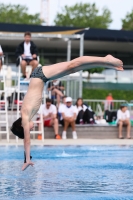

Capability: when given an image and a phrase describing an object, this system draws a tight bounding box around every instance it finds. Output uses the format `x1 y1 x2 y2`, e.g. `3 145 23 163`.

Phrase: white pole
79 34 84 97
67 39 71 96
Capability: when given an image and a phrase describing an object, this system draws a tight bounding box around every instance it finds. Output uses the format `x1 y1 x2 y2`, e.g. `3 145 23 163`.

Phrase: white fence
46 76 82 100
80 99 128 111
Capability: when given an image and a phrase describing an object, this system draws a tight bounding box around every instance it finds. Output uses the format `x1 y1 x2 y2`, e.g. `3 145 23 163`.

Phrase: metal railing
46 76 82 100
73 99 128 112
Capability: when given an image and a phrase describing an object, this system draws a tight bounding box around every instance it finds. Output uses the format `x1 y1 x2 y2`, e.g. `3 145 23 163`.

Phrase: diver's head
11 118 33 139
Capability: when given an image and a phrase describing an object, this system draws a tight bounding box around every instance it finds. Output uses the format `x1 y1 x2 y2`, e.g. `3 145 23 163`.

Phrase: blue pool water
0 145 133 200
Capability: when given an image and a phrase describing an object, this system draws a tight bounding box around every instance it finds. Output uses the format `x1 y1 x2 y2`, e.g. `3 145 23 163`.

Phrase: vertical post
79 34 84 97
41 113 44 141
16 58 22 143
42 89 46 140
5 53 8 66
116 70 118 83
66 39 71 96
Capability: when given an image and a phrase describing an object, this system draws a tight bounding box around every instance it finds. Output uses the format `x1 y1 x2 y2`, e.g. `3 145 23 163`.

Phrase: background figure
117 104 131 139
16 31 38 78
58 95 67 126
37 98 61 139
0 45 3 70
61 97 77 139
74 98 87 124
47 79 65 107
74 98 95 124
104 93 114 110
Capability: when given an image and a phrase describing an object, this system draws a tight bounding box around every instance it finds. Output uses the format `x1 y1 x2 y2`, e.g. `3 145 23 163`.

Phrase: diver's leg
42 55 123 80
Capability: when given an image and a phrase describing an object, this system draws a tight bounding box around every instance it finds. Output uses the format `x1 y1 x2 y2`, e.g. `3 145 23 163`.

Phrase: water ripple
0 146 133 200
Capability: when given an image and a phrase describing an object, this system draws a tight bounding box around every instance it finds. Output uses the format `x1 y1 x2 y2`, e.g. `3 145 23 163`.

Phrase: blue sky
1 0 133 29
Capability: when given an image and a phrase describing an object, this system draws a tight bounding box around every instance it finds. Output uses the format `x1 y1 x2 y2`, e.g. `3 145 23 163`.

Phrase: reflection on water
0 146 133 200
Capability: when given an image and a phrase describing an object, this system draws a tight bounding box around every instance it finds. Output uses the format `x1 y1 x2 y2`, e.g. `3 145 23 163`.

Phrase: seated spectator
117 104 131 139
58 95 67 126
61 97 77 139
47 79 65 107
0 45 3 70
16 32 38 78
37 98 61 139
74 98 95 124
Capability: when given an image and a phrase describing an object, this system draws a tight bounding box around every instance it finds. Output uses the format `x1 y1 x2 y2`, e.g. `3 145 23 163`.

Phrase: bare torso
21 78 44 121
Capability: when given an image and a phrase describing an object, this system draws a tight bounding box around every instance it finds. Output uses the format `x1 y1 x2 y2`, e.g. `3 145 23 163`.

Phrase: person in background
58 95 67 126
61 97 77 139
16 32 38 78
74 98 87 124
117 104 131 139
47 79 65 107
74 98 95 124
37 98 61 139
0 45 3 70
104 93 114 110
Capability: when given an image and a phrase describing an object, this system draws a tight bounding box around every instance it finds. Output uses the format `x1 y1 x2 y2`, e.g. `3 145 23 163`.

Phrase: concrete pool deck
0 139 133 146
1 122 133 146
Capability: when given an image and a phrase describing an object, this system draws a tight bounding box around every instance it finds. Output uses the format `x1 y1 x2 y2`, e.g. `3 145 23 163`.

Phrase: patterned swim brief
30 66 49 83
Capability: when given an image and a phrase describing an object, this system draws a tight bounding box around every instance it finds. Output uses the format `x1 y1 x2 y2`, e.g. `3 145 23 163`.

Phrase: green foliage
86 67 104 77
0 3 43 24
54 3 112 75
0 81 4 90
39 57 45 66
122 9 133 30
83 88 133 102
54 3 112 28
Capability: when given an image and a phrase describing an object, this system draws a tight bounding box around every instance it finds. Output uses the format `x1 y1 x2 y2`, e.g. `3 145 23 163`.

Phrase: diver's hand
22 161 34 171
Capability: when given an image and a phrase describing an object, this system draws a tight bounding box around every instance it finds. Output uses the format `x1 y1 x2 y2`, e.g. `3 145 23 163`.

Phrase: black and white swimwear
30 66 49 83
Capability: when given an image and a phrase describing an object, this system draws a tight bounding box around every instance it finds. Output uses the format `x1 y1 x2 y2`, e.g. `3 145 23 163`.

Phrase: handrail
71 99 128 112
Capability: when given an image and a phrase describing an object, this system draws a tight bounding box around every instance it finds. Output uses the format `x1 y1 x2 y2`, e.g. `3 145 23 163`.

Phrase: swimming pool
0 145 133 200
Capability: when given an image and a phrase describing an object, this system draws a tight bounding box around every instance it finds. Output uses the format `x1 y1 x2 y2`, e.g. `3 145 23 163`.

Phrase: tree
122 9 133 30
54 3 112 76
54 3 112 28
0 3 43 25
87 67 104 78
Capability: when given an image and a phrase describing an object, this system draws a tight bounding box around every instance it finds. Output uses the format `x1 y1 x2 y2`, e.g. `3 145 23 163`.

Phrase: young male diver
11 55 123 171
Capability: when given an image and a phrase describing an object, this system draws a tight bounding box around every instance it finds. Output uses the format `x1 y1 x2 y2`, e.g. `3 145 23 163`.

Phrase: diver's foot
105 55 123 71
22 161 34 171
